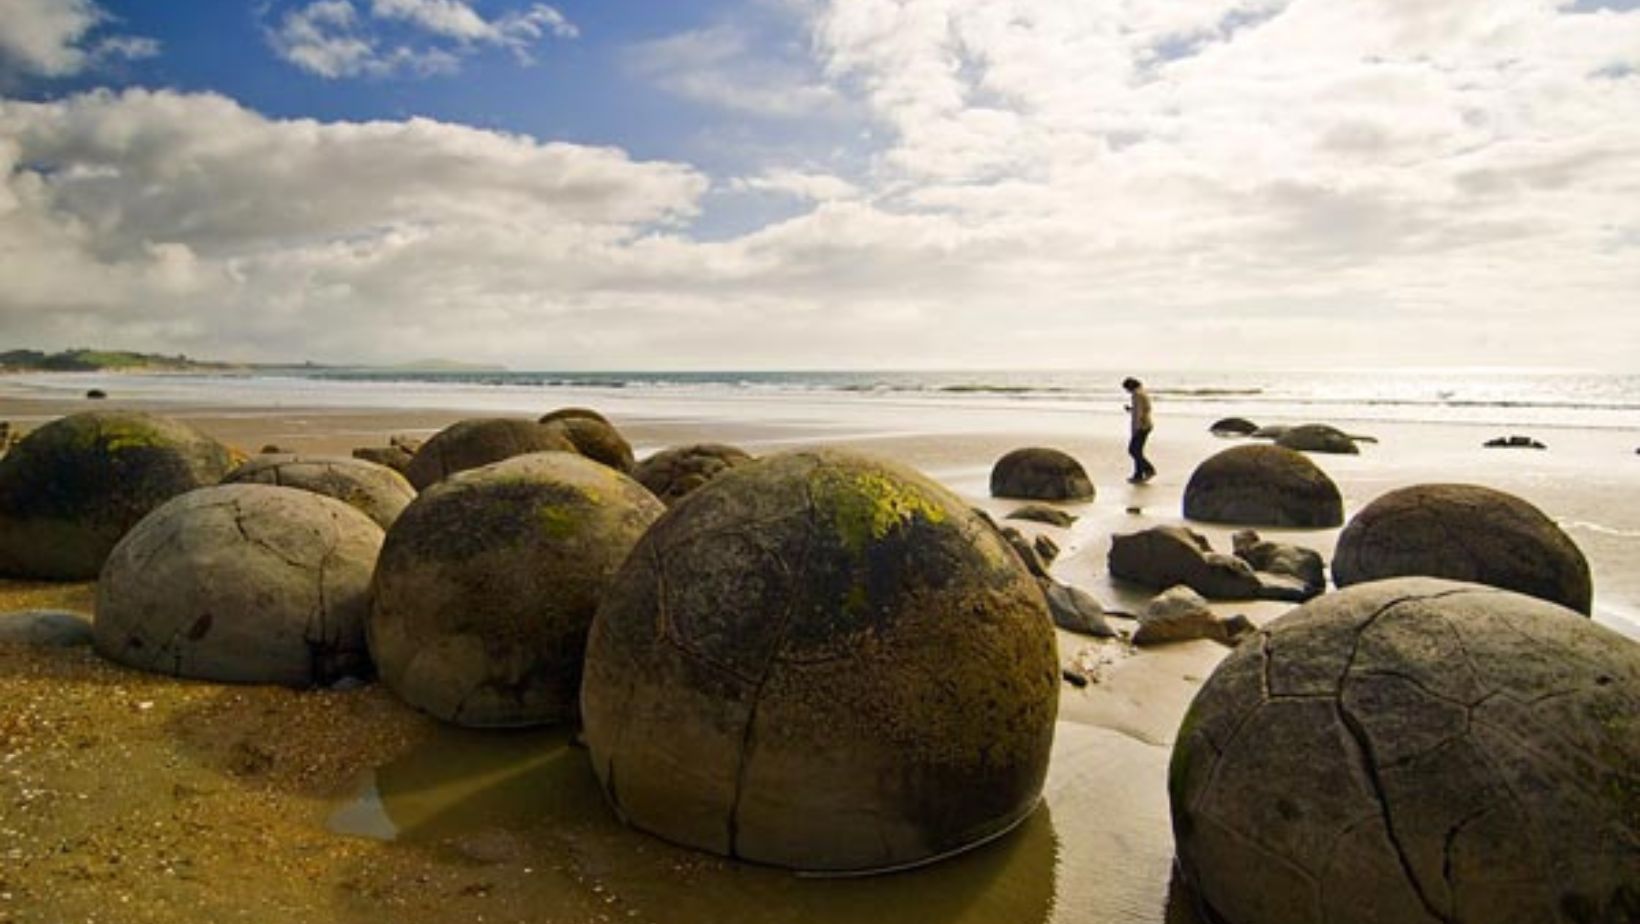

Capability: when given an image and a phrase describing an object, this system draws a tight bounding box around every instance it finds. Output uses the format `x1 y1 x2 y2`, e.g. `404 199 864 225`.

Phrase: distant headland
0 349 505 374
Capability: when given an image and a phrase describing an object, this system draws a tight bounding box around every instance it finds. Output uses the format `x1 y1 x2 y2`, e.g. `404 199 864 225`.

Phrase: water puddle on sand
327 721 1200 924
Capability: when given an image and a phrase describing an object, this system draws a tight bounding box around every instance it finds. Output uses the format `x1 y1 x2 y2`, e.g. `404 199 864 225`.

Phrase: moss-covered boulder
1170 578 1640 924
370 453 663 727
1333 484 1592 614
224 455 416 529
541 416 635 473
581 450 1059 872
1183 444 1343 528
990 448 1094 502
0 411 235 579
94 484 383 687
633 443 754 506
404 418 575 490
1275 423 1359 455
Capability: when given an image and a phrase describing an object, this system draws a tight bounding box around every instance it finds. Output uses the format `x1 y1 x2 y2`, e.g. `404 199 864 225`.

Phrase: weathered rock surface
94 484 383 687
1108 526 1263 600
352 445 413 475
1033 534 1060 566
1209 417 1259 437
225 454 416 529
1132 587 1252 646
1170 578 1640 924
581 450 1058 872
633 443 754 507
1042 580 1116 638
0 411 236 580
1232 529 1326 600
1183 444 1344 528
1333 483 1592 614
990 448 1095 502
0 609 93 647
404 418 575 490
538 406 610 426
541 417 635 473
1274 423 1360 455
1005 504 1078 528
370 453 663 727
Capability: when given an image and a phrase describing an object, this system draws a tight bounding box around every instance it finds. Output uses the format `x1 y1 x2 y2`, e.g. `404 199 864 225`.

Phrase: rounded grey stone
94 484 384 688
1184 444 1343 528
224 454 416 529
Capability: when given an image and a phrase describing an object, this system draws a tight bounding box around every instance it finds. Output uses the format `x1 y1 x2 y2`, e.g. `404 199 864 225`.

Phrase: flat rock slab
0 609 93 647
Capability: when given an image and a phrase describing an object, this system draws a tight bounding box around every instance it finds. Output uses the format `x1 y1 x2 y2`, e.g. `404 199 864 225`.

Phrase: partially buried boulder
1333 483 1592 614
94 484 383 687
1132 586 1252 646
224 454 416 529
1005 504 1077 528
1108 526 1262 600
1209 417 1259 437
633 443 754 506
404 418 575 490
1183 444 1343 528
0 610 93 647
370 452 663 727
990 448 1094 501
1169 578 1640 924
0 411 235 580
1275 423 1359 455
539 406 610 426
540 416 635 473
581 450 1058 872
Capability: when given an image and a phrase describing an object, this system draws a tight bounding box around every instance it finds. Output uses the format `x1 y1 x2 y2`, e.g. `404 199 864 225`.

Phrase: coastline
2 371 1638 923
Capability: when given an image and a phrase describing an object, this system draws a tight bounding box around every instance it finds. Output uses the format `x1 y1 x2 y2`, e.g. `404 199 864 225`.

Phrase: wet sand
2 386 1637 923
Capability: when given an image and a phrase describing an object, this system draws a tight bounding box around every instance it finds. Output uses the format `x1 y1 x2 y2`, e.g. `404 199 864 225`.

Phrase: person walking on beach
1123 377 1156 483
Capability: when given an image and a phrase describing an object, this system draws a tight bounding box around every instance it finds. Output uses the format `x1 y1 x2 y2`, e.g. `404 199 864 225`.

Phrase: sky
0 0 1637 371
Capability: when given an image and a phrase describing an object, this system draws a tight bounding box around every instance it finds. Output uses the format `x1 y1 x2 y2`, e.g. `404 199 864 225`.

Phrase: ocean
6 367 1638 432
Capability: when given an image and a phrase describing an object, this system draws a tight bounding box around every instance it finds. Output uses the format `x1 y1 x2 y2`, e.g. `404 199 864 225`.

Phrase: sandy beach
1 375 1637 924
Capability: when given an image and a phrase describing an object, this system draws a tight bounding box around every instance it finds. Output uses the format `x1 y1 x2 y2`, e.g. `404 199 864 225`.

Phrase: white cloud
729 169 860 202
269 0 576 78
0 0 158 79
626 25 845 118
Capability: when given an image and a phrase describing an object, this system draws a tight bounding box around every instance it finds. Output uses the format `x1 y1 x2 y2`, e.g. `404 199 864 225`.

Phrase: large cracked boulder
633 443 755 506
224 455 416 529
94 484 383 687
1183 445 1343 528
1108 526 1263 600
404 418 575 490
541 417 635 473
1333 483 1592 614
370 453 663 727
581 450 1059 872
0 411 236 580
990 448 1094 502
1169 578 1640 924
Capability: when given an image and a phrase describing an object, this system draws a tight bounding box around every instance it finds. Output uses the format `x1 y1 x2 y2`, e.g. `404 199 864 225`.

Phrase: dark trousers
1128 427 1155 479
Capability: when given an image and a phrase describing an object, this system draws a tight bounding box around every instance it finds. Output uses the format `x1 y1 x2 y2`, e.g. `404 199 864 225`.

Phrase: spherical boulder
224 454 416 529
94 484 383 687
404 418 575 490
0 411 236 579
1275 423 1359 455
1170 578 1640 924
1183 444 1343 528
990 447 1094 502
632 442 754 505
542 416 635 473
370 452 664 727
582 450 1059 872
1333 483 1592 614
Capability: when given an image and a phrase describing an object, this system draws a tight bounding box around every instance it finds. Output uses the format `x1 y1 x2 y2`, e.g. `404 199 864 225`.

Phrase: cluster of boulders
1210 419 1372 454
2 407 1627 898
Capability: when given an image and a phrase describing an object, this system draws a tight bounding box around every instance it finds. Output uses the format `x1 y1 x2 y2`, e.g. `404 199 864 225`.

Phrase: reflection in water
329 725 1059 924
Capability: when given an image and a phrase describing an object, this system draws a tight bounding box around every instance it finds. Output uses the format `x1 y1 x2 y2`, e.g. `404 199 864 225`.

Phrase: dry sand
2 387 1636 923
